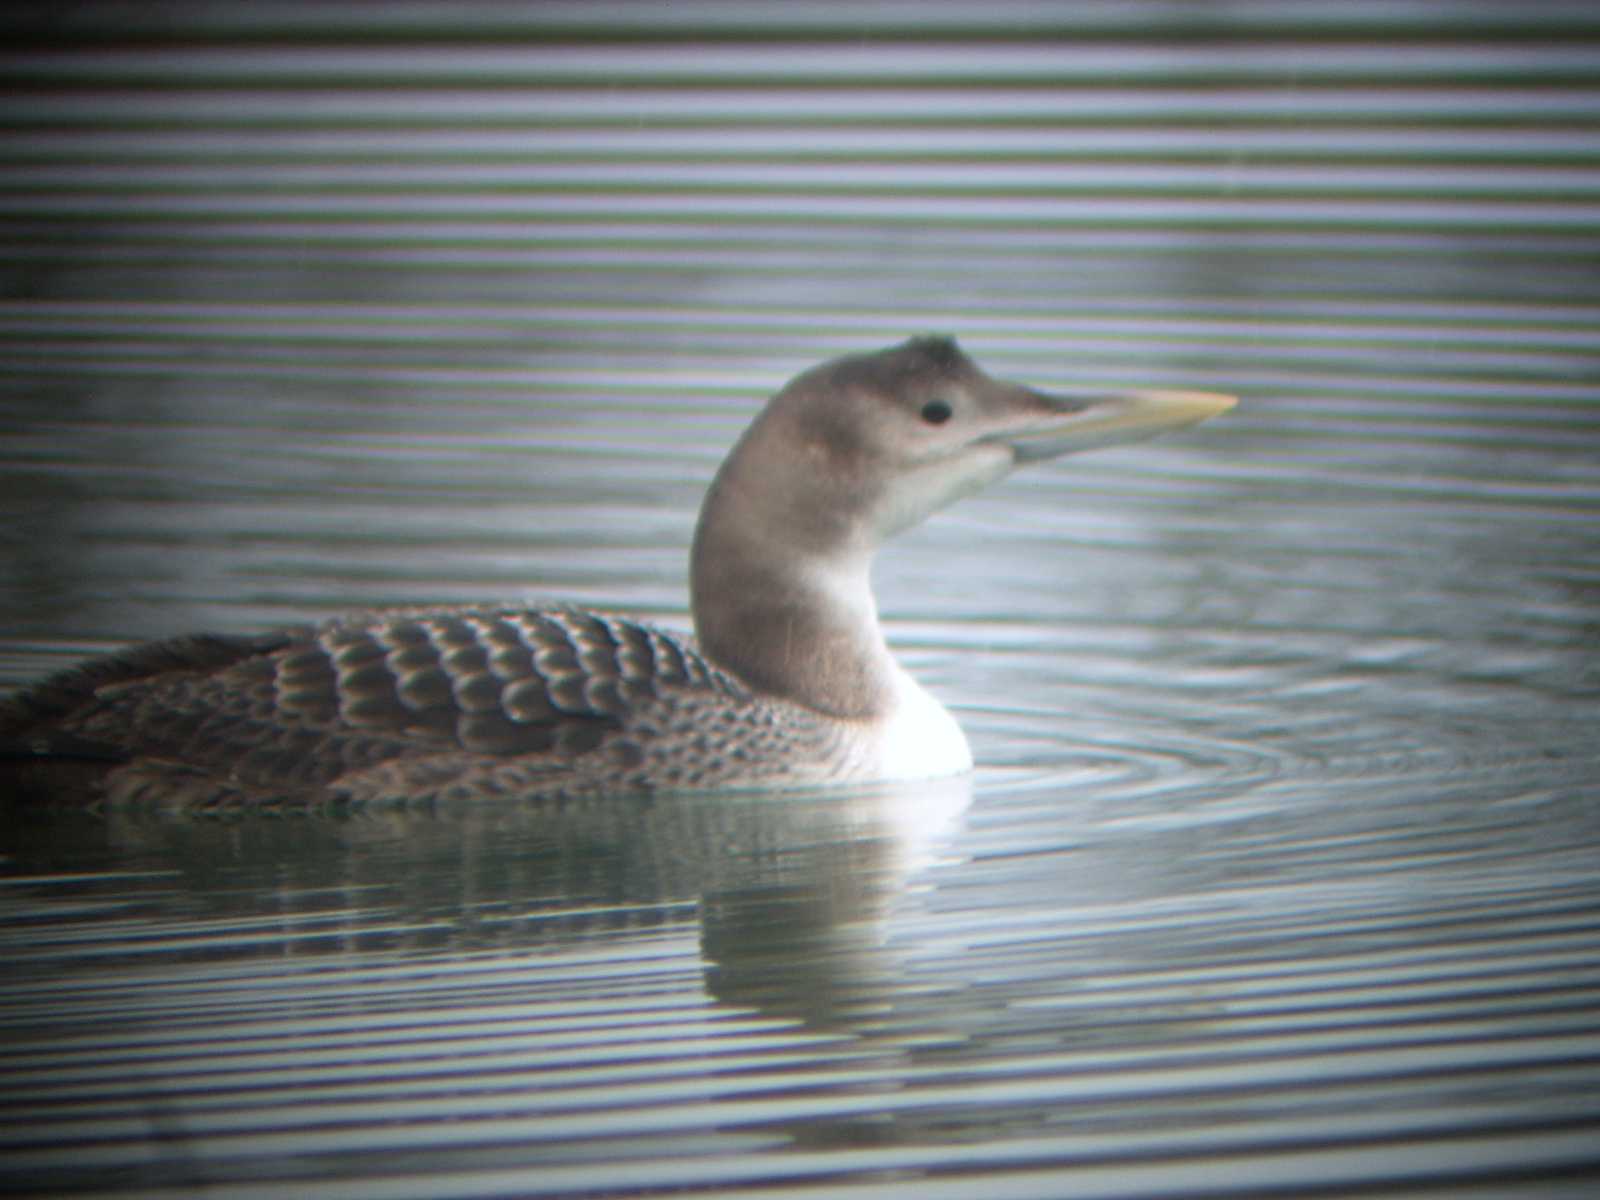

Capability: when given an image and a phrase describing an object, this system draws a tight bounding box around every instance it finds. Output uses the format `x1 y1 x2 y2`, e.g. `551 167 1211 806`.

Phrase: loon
1 337 1234 809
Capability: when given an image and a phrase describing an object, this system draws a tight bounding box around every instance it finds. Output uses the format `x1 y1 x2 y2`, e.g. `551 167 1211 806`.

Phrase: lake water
3 3 1599 1197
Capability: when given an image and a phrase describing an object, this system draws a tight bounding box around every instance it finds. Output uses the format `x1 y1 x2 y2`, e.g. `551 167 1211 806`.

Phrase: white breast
869 667 973 781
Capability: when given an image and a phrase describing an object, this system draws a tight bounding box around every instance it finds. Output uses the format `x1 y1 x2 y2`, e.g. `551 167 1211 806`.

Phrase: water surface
3 4 1599 1196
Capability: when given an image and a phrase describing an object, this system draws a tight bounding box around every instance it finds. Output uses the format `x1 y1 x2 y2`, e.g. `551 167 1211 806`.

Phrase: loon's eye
920 399 953 425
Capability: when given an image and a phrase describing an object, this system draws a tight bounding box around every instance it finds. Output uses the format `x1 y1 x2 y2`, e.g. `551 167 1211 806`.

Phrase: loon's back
0 607 849 810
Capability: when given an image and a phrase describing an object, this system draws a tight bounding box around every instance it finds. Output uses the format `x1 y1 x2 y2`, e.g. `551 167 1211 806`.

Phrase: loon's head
688 337 1235 717
700 336 1236 558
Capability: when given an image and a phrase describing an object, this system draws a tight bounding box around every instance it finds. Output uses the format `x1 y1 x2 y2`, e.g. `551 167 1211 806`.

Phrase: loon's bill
1001 388 1237 461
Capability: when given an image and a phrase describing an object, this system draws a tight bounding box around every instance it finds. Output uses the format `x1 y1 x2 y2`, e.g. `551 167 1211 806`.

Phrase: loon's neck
689 428 899 720
691 523 899 720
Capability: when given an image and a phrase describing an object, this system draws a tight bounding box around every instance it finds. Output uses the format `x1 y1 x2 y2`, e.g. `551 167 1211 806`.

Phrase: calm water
3 3 1600 1197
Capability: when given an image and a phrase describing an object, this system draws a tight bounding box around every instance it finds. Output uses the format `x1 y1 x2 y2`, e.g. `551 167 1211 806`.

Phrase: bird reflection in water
26 774 975 1037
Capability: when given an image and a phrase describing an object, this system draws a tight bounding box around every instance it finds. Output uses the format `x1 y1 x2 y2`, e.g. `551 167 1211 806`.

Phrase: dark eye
920 399 953 425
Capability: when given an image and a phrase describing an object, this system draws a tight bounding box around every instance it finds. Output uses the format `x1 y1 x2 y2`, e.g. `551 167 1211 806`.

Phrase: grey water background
3 2 1600 1196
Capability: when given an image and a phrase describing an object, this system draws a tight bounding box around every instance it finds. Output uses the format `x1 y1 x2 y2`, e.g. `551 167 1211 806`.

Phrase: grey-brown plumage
2 607 852 809
2 337 1233 809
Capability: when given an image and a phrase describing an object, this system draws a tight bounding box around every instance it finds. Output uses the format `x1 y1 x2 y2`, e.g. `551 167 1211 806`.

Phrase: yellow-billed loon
1 337 1234 809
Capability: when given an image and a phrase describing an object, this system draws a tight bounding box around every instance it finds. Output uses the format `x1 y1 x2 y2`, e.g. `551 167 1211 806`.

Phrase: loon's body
1 337 1232 809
